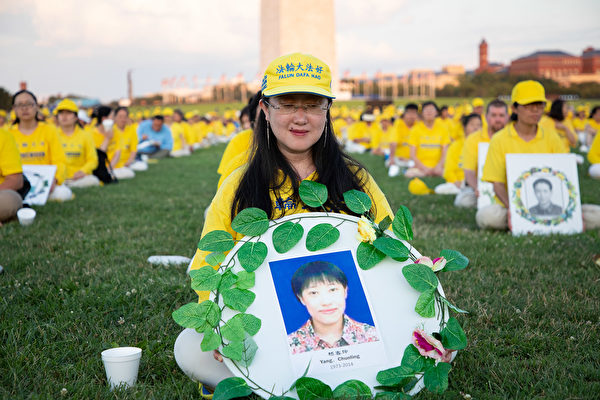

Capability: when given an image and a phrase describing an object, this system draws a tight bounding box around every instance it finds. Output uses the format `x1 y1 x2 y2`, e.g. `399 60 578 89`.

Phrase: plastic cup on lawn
101 347 142 390
17 208 36 226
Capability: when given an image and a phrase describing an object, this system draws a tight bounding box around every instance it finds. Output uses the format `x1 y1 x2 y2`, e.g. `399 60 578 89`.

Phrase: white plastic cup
101 347 142 390
17 208 36 226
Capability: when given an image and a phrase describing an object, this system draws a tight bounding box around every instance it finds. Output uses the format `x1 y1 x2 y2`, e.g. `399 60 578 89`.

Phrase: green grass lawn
1 144 599 399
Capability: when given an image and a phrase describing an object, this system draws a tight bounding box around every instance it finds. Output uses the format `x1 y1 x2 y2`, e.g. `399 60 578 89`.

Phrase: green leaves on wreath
392 205 413 241
356 242 386 270
237 241 267 272
423 362 451 394
295 377 333 400
200 330 221 351
231 207 270 236
343 189 372 215
172 300 221 332
299 180 328 208
205 251 225 267
238 335 259 368
221 288 256 312
272 221 304 253
332 380 372 399
213 377 253 400
440 317 467 350
373 237 410 261
190 266 222 291
306 223 340 251
402 263 439 317
376 364 415 387
221 313 261 342
197 230 234 252
439 249 469 271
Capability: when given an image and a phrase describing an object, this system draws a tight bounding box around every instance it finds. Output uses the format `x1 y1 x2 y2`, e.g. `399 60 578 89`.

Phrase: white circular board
215 212 447 398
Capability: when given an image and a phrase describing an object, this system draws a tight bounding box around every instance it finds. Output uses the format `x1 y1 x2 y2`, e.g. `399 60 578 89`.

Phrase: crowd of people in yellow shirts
0 89 247 226
1 81 599 229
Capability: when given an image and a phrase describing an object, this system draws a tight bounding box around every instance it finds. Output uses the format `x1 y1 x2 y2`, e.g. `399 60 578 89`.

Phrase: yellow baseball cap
511 80 547 105
55 98 79 114
0 109 6 117
576 105 585 113
408 178 433 195
152 107 163 117
261 52 334 99
162 107 174 117
41 107 50 117
472 98 484 107
143 110 151 118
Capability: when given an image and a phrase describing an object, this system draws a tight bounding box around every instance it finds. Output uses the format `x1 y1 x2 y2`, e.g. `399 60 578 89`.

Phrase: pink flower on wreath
415 256 446 272
412 329 445 361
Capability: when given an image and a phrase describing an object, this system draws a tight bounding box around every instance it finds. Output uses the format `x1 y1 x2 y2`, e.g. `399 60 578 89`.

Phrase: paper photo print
22 165 57 206
269 250 384 374
506 154 583 235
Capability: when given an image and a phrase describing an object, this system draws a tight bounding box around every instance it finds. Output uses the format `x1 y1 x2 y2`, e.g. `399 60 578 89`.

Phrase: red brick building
582 47 600 74
475 39 505 74
509 50 582 79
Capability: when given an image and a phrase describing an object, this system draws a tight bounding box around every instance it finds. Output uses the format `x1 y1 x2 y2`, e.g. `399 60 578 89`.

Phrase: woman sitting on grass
174 52 393 393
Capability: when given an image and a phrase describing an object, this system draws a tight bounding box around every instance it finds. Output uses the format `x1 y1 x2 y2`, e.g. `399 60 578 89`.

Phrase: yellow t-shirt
347 122 373 149
0 128 22 185
588 132 600 164
482 122 567 185
170 122 187 152
369 124 386 151
392 119 411 159
461 129 490 172
211 120 225 136
58 126 98 177
573 117 587 132
407 120 451 168
113 124 138 168
217 129 253 175
443 138 465 183
92 128 122 164
190 166 394 301
587 119 600 135
193 121 209 143
332 118 346 139
10 122 68 184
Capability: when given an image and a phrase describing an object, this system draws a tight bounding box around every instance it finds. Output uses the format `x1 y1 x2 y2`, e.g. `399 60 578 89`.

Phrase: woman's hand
213 350 223 363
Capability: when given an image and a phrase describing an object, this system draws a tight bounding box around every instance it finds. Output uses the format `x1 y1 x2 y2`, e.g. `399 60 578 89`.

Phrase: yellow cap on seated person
261 52 335 99
511 80 547 105
162 107 174 117
54 99 79 115
144 110 151 118
0 109 6 117
408 178 433 195
576 105 585 113
472 98 484 107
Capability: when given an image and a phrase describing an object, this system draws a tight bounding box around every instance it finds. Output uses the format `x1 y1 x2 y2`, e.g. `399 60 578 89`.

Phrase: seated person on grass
588 130 600 179
388 103 418 168
0 128 25 225
288 260 379 355
477 80 600 230
456 99 508 208
55 99 100 188
442 113 482 191
136 111 173 159
113 106 146 174
10 90 72 202
405 101 450 178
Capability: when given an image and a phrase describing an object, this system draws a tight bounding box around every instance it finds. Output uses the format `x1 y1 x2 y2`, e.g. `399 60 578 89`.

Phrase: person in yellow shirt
437 113 482 195
167 108 191 157
0 110 7 129
346 113 376 151
572 106 587 132
55 99 99 188
588 130 600 179
174 53 393 390
216 92 261 188
472 98 488 134
584 106 600 149
371 118 393 157
388 103 418 170
0 128 24 225
457 100 509 208
10 90 72 201
112 106 142 178
405 101 450 178
546 99 577 150
477 81 569 230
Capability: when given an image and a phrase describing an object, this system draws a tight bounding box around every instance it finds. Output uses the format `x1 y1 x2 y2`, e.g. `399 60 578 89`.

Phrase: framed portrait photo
506 154 583 236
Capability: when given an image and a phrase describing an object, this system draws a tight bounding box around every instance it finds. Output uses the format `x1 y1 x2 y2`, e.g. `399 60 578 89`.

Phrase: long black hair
231 96 373 220
548 99 565 121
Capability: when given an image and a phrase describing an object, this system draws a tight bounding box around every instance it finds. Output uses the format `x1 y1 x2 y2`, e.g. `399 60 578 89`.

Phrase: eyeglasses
13 102 36 110
521 102 545 111
264 100 330 115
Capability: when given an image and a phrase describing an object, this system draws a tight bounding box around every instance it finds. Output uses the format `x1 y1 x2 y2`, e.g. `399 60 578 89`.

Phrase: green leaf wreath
173 180 469 399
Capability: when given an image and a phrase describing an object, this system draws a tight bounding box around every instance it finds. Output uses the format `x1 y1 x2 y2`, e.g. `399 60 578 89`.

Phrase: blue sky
1 0 598 102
